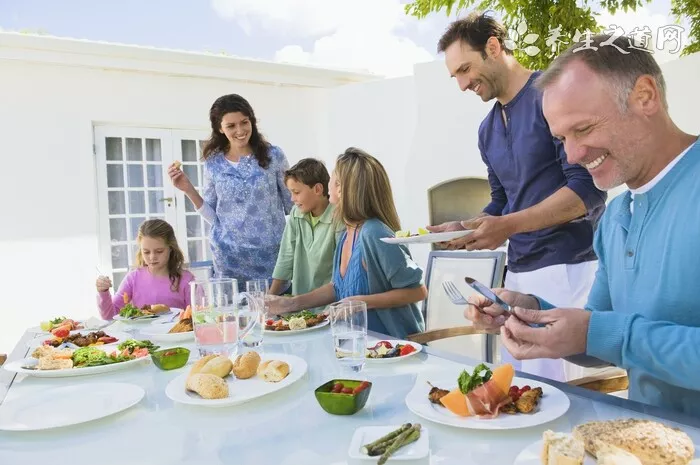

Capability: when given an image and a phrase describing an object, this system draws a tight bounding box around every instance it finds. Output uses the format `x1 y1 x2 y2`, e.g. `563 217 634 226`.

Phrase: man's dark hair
437 10 513 57
284 158 331 197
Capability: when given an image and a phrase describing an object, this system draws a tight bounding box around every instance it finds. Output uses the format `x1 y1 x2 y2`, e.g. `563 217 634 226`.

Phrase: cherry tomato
266 319 274 326
353 381 370 394
520 385 531 394
332 382 343 393
372 340 393 350
52 328 70 338
341 387 353 394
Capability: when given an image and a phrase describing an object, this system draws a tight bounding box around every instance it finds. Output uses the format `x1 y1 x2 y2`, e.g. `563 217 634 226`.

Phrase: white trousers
500 261 601 382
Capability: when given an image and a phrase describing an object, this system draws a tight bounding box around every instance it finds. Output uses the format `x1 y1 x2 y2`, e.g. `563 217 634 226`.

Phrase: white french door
94 126 210 289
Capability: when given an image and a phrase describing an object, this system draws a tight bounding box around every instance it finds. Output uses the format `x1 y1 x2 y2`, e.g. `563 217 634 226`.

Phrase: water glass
190 278 240 358
238 285 265 349
330 301 368 372
246 279 270 295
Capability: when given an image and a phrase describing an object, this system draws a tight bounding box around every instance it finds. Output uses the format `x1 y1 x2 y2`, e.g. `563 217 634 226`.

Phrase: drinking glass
239 280 268 349
329 300 368 372
190 278 240 358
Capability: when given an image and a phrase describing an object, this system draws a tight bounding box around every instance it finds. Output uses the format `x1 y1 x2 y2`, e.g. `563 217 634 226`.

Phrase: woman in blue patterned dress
168 94 293 286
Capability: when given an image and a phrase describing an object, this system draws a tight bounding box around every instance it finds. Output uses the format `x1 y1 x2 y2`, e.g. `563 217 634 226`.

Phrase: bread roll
231 351 261 379
541 430 585 465
150 304 170 314
573 419 694 465
257 360 290 383
186 373 229 399
189 354 232 378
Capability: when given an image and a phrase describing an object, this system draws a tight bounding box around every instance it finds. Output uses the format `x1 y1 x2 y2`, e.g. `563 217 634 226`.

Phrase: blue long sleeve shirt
478 71 607 272
539 141 700 417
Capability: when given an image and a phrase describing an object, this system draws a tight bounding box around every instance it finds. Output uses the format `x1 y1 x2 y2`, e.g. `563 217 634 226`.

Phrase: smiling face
286 178 323 214
140 236 171 274
219 111 252 151
444 39 504 101
543 61 655 191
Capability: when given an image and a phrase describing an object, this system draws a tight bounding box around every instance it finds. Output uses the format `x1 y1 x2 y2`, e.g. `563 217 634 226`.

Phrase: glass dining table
1 321 699 465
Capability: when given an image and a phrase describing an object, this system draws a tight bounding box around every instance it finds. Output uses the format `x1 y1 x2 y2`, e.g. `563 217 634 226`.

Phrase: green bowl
151 347 190 370
314 379 372 415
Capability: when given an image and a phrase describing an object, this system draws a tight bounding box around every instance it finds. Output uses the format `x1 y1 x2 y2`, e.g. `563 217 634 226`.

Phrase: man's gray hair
535 33 668 112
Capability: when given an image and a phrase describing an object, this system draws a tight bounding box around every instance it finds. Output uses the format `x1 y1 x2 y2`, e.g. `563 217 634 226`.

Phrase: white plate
348 424 429 461
3 352 150 378
514 439 700 465
264 318 330 335
0 382 144 431
405 373 570 430
27 317 110 334
26 330 131 349
165 352 307 407
366 340 422 364
380 230 473 245
140 322 194 343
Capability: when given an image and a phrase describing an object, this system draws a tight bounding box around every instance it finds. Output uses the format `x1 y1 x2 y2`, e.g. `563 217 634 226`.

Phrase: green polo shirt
272 203 341 298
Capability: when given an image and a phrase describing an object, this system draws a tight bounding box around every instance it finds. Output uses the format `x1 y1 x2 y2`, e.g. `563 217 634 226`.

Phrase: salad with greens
71 339 159 368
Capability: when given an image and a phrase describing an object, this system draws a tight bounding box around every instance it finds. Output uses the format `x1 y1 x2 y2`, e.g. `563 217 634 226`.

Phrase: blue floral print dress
197 145 293 285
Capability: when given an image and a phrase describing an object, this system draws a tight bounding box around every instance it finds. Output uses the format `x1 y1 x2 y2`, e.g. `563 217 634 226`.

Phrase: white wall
0 59 330 353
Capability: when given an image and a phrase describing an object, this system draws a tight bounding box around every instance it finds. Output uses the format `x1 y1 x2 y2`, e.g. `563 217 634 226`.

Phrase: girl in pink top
96 219 195 320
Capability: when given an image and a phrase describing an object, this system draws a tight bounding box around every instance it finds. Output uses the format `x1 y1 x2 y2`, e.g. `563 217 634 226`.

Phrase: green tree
405 0 698 69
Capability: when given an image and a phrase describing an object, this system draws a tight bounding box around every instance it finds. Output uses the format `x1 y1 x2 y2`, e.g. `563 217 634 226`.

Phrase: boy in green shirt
270 159 341 299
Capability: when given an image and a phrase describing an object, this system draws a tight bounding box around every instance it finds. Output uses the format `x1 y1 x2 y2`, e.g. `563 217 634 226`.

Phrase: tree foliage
405 0 698 69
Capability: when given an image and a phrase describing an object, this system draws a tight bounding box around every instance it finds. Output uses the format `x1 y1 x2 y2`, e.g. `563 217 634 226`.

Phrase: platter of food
365 340 422 363
514 419 697 465
404 363 570 430
28 316 109 335
0 382 145 431
380 229 473 245
3 339 159 378
165 351 308 407
264 310 330 334
112 293 175 323
26 330 129 349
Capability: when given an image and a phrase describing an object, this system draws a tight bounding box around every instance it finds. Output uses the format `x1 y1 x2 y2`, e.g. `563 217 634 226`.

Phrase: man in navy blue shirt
428 12 607 382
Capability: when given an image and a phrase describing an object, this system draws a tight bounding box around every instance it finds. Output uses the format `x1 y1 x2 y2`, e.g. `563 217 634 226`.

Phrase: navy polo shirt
478 71 607 273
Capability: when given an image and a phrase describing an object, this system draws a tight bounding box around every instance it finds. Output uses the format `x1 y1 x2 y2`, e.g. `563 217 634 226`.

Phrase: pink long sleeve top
97 267 195 320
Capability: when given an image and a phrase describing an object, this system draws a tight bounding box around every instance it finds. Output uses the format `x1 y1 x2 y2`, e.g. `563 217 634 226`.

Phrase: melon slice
439 388 471 417
490 363 515 396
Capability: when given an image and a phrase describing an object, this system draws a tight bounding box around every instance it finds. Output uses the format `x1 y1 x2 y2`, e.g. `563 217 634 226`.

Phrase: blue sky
0 0 689 76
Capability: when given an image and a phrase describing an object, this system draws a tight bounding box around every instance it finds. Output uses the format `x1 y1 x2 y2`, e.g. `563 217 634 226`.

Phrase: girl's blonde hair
333 147 401 232
135 219 185 292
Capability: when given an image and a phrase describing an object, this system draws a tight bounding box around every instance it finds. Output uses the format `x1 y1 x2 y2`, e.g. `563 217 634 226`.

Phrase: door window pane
147 165 163 188
111 245 129 269
188 240 204 262
130 216 146 240
148 191 165 214
127 165 144 187
182 140 197 162
109 218 128 242
186 215 202 237
108 191 126 215
146 139 162 161
183 164 199 187
129 191 146 214
113 271 127 290
107 165 125 188
106 138 123 161
126 138 143 161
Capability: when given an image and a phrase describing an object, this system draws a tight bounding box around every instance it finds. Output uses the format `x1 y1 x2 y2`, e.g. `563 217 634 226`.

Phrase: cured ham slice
465 378 512 419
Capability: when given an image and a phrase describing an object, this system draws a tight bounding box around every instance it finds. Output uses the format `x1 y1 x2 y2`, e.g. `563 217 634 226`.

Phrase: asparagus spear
361 423 412 455
377 424 422 465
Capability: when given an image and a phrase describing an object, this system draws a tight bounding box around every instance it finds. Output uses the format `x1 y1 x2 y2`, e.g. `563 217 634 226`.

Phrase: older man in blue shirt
467 32 700 417
429 12 606 382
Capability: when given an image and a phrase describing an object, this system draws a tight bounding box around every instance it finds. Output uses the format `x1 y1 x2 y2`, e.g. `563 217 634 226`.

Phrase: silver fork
442 280 468 305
